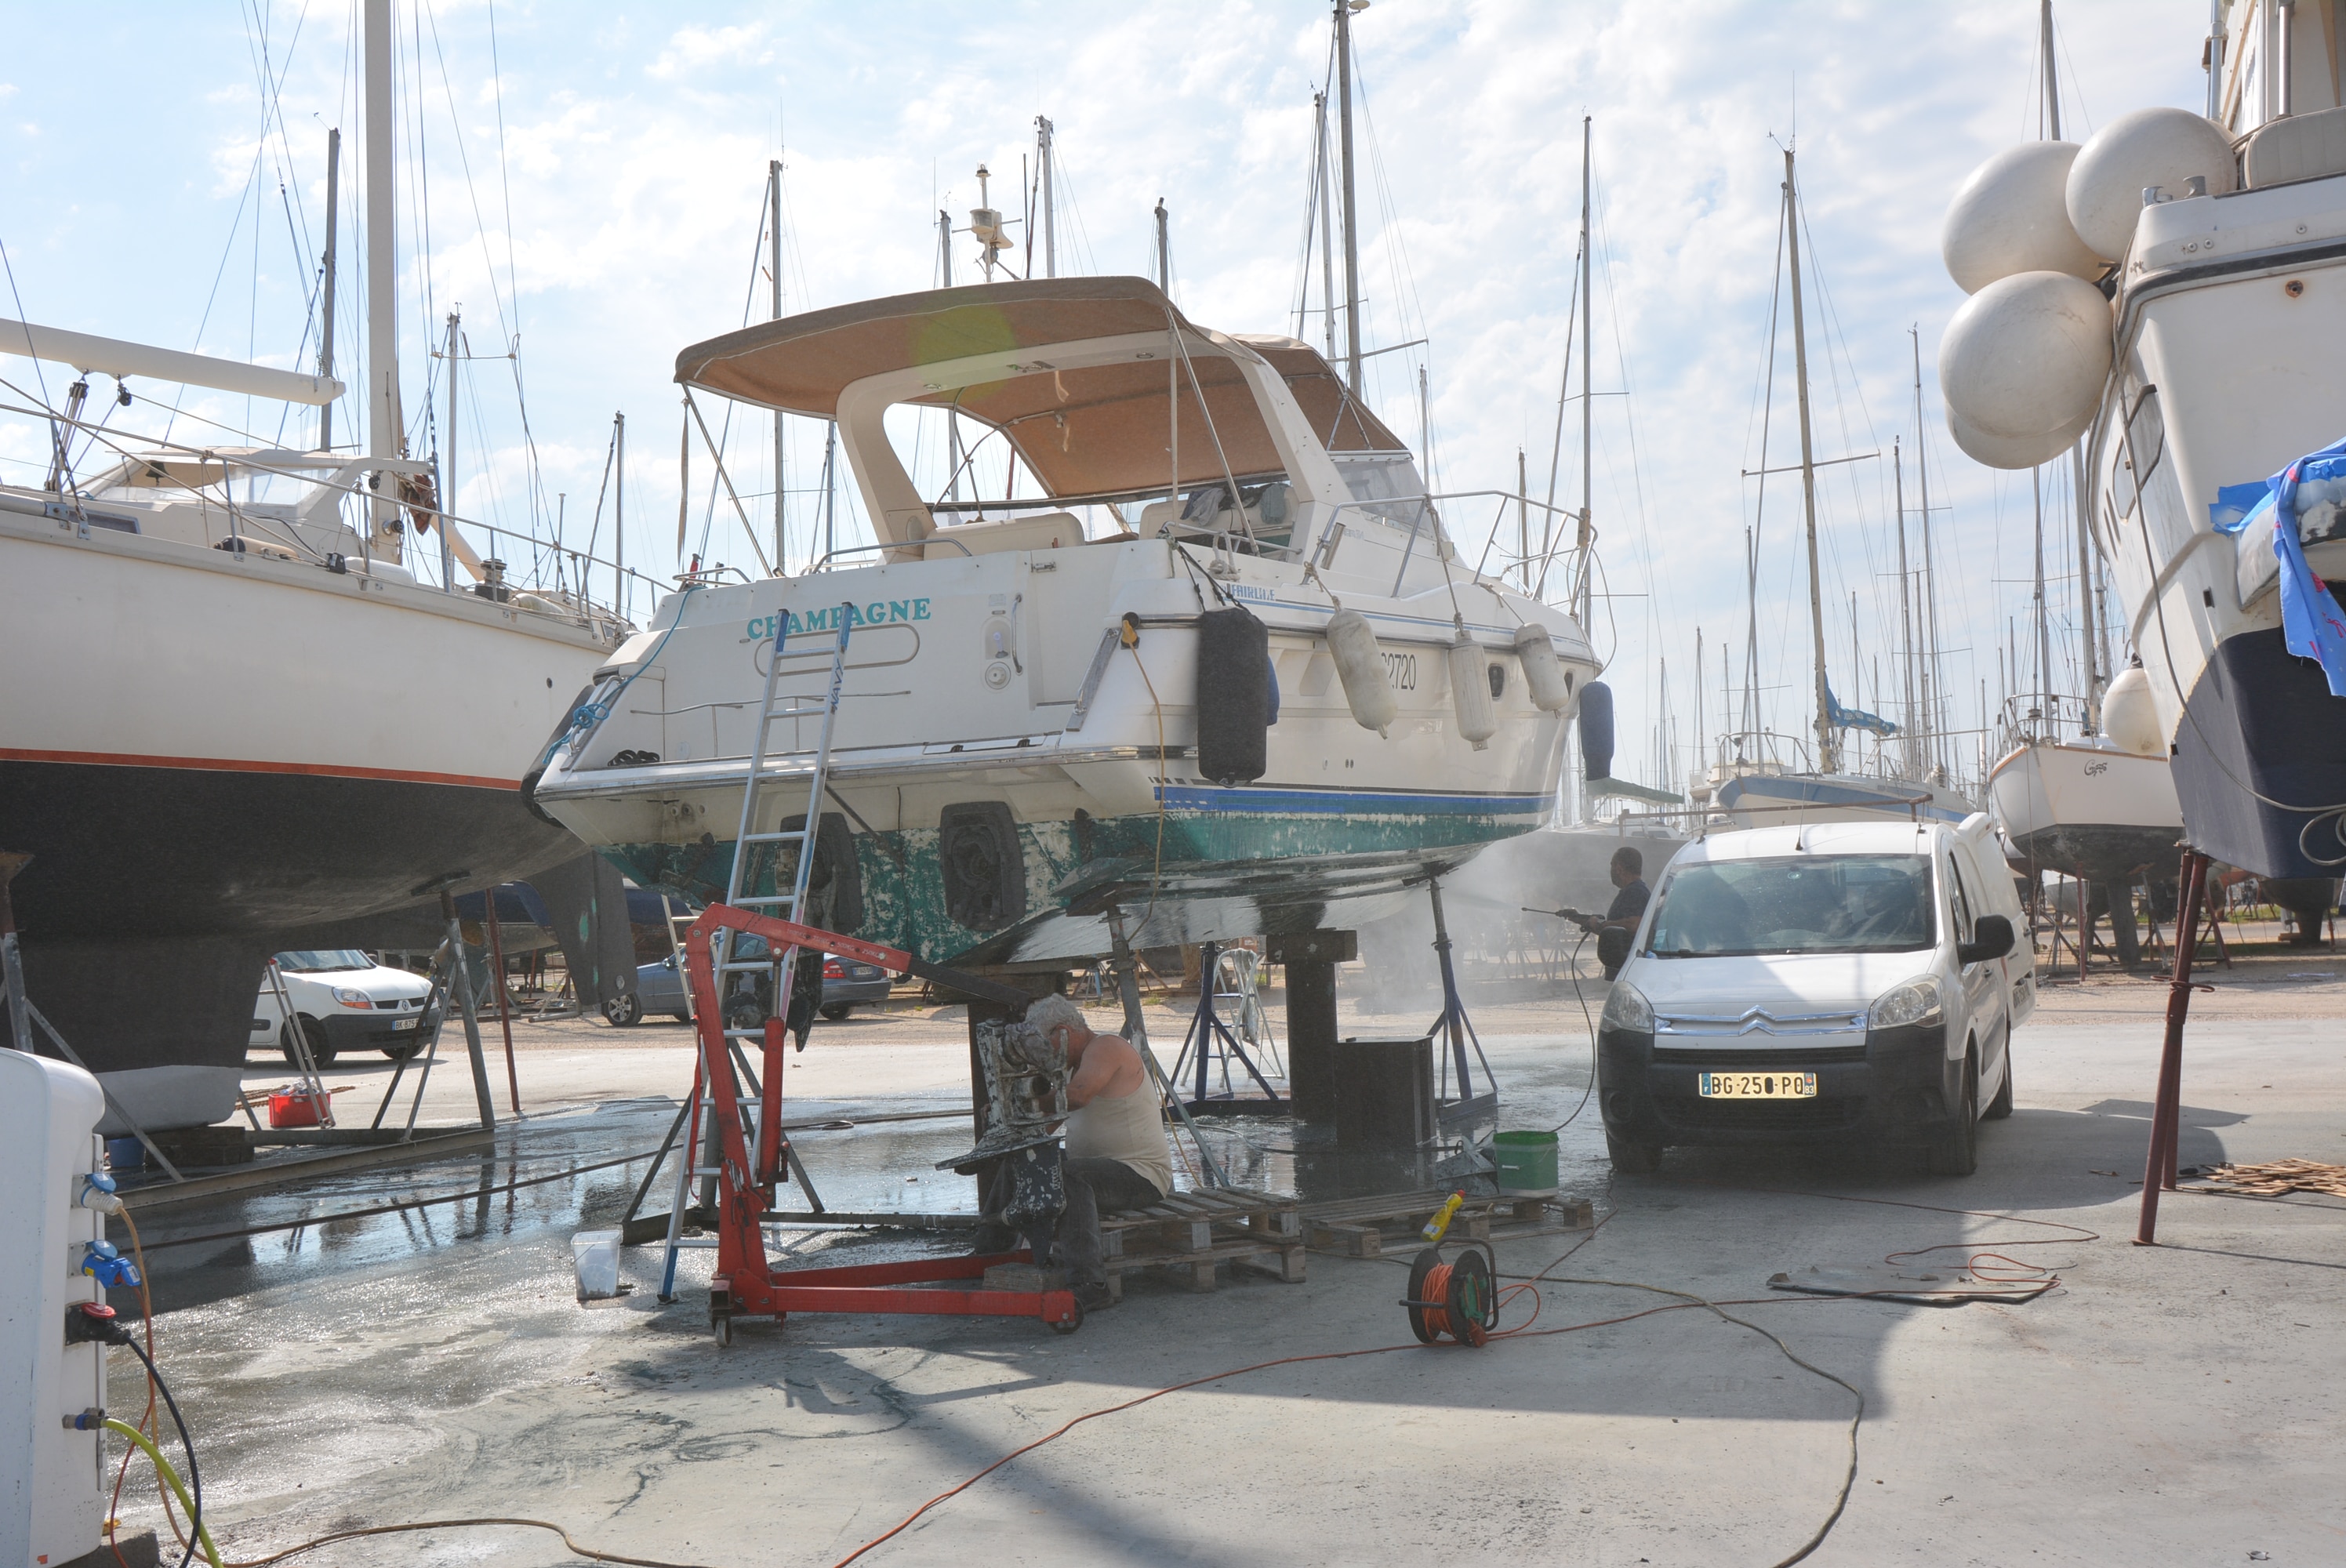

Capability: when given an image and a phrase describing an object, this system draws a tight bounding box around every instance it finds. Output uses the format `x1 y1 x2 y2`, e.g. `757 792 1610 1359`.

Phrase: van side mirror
1959 914 2015 966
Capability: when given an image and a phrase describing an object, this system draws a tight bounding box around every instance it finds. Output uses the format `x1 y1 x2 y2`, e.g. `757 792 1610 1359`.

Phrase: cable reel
1403 1241 1498 1348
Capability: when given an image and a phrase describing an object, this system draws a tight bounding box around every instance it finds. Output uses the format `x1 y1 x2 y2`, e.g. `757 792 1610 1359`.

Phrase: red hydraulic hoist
677 902 1083 1342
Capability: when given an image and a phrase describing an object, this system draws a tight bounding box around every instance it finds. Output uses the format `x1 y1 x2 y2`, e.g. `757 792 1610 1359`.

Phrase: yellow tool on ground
1419 1191 1467 1243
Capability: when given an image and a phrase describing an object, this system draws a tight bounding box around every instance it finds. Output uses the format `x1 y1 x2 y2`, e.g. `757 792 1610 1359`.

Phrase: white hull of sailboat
1985 739 2182 881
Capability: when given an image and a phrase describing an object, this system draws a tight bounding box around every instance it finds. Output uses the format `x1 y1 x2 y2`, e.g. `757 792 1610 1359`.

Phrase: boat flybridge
531 276 1603 967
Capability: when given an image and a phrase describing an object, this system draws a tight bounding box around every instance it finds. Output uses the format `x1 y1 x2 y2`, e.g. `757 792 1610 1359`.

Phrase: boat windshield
274 949 375 973
1643 855 1936 958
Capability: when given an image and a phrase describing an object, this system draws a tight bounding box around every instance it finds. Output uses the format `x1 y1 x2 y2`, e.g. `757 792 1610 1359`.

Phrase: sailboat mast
768 159 786 572
1911 328 1943 777
2032 467 2053 724
615 412 626 620
1316 93 1337 361
363 0 399 558
1576 114 1593 625
2043 0 2104 728
1037 116 1057 278
442 309 459 593
938 209 963 503
1153 199 1170 292
1782 147 1836 774
318 126 340 454
2041 0 2061 140
1335 0 1363 396
1894 438 1917 775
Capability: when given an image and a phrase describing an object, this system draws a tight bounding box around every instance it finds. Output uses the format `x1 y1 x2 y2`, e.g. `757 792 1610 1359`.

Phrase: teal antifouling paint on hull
606 791 1543 963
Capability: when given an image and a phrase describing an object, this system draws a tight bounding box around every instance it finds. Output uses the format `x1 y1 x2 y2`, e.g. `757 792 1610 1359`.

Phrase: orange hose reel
1404 1243 1498 1347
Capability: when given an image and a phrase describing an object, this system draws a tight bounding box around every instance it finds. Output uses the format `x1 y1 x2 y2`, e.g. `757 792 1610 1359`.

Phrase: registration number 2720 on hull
1698 1071 1818 1099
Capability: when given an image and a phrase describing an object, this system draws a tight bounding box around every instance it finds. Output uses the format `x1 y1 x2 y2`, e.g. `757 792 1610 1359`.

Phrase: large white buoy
1939 270 2111 459
2101 664 2164 755
1945 402 2094 471
1446 634 1497 750
1324 608 1396 737
2066 107 2236 262
1942 141 2104 293
1512 622 1574 712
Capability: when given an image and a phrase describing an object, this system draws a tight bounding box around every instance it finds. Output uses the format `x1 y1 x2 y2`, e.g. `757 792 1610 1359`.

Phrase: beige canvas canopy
674 277 1405 499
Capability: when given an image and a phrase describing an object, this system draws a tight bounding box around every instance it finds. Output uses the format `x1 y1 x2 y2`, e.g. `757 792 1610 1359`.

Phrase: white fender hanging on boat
1324 607 1396 736
1447 633 1496 751
1939 269 2111 469
2065 107 2236 262
2101 664 2164 756
1512 622 1574 713
1941 140 2102 293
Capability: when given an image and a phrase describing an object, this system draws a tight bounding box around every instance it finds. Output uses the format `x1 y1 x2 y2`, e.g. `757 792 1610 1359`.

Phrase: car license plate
1698 1070 1816 1099
394 1016 419 1030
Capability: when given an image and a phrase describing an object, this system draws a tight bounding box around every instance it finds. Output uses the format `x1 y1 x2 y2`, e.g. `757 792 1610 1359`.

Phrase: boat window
1643 855 1936 957
1331 452 1431 528
2111 385 2196 560
274 949 375 973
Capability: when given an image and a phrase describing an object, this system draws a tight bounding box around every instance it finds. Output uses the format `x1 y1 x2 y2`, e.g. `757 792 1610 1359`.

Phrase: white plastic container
572 1229 623 1301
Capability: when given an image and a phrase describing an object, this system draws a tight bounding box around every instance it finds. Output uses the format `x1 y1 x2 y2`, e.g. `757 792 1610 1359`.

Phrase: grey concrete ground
104 957 2346 1567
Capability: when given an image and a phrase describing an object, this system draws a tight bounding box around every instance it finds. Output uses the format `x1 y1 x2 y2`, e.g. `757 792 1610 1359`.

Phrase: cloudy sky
1 1 2209 797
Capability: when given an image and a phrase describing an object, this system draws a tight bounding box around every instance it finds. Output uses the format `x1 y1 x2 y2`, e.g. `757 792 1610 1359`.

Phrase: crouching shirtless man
976 993 1171 1312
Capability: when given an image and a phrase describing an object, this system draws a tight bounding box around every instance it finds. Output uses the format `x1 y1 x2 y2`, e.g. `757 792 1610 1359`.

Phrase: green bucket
1492 1130 1560 1196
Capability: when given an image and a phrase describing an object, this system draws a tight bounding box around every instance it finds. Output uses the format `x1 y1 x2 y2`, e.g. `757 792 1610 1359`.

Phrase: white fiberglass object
1941 140 2104 292
0 1051 115 1567
1939 270 2113 470
2065 106 2239 262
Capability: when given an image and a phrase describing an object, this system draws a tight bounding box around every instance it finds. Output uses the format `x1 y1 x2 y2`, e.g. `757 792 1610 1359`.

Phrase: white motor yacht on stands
528 277 1603 967
1937 0 2346 916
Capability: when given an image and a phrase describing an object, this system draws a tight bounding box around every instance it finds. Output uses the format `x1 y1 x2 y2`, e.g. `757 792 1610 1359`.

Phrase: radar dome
2101 664 2164 756
2066 107 2236 261
1939 270 2111 466
1942 141 2103 293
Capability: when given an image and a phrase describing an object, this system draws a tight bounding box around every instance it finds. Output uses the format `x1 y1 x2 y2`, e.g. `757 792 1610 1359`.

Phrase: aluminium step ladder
656 604 856 1301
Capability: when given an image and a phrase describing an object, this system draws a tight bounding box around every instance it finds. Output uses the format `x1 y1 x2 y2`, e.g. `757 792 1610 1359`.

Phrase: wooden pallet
1300 1190 1595 1258
1099 1186 1306 1301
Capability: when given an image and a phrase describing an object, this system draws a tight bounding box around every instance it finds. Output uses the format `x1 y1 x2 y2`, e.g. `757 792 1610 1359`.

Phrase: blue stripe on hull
1155 785 1552 817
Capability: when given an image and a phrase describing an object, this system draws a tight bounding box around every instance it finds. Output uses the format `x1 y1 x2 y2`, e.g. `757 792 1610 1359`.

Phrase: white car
252 949 438 1067
1596 815 2034 1177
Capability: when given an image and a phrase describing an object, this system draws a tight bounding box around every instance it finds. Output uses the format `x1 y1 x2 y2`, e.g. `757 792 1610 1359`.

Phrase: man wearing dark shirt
1575 847 1650 979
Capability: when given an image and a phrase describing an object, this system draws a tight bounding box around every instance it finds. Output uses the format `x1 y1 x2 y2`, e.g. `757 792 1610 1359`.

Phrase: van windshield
274 949 374 973
1643 855 1935 957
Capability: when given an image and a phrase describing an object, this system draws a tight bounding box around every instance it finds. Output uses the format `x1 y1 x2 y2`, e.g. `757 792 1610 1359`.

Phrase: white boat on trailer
529 277 1602 967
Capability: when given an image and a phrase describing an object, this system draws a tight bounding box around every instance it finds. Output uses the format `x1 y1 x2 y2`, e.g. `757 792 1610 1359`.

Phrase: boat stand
1166 940 1287 1115
2137 848 2215 1245
1424 880 1498 1123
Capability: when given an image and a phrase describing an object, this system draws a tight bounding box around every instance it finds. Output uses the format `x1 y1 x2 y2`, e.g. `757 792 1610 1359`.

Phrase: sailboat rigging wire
683 388 772 576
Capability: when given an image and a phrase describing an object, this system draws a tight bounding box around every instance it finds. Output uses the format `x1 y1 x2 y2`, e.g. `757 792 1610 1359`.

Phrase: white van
252 949 438 1067
1596 815 2034 1177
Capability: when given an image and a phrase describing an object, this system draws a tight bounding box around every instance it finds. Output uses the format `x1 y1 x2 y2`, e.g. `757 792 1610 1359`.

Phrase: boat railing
1996 691 2097 749
4 395 646 638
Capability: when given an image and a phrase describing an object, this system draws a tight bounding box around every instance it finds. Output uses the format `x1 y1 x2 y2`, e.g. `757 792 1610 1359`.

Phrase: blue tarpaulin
2213 437 2346 699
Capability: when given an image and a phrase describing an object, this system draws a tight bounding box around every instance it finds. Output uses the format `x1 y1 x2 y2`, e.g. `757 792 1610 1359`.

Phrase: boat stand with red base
676 902 1082 1342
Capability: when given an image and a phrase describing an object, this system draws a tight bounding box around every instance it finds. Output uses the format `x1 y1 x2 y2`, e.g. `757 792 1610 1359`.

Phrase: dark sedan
608 942 892 1026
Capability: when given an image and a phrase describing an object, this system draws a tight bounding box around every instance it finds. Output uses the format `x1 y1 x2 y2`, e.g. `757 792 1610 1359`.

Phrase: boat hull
1985 739 2184 884
1712 772 1977 829
2089 175 2346 877
534 544 1589 965
0 501 613 1103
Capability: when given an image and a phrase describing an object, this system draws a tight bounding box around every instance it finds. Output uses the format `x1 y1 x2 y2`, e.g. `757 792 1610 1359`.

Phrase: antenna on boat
1335 0 1366 394
971 165 1012 281
1781 145 1836 775
936 207 964 501
1153 198 1170 292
